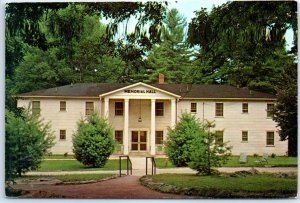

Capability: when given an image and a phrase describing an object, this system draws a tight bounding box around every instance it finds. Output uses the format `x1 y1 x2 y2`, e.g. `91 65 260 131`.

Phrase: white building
17 80 287 156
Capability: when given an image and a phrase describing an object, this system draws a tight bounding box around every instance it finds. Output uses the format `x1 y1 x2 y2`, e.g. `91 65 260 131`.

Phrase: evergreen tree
72 112 115 167
5 109 54 180
146 8 192 83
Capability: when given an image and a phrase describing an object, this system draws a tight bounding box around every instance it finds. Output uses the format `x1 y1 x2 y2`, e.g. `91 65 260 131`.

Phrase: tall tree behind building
146 8 192 83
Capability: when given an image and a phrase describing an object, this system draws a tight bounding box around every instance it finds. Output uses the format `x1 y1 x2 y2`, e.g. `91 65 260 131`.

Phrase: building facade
17 82 287 156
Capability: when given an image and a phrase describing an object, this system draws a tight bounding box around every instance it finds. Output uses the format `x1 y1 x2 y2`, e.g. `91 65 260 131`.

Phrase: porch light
138 99 142 122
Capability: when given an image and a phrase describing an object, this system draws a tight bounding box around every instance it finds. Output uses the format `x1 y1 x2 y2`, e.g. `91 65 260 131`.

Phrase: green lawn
43 154 75 159
18 174 114 182
35 159 128 171
149 173 297 197
155 156 297 168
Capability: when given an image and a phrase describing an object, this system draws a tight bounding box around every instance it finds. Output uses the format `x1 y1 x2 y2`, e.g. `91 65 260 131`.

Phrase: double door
131 131 147 151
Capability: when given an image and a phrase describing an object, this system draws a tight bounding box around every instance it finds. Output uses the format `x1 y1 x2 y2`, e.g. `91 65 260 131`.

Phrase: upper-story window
266 131 274 146
242 103 248 113
267 104 274 118
85 102 94 116
32 101 40 115
191 103 197 113
215 103 224 117
60 101 66 111
155 102 164 116
215 131 224 145
115 102 124 116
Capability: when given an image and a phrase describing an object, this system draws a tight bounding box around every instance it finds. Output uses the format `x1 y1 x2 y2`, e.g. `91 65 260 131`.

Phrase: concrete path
26 166 298 177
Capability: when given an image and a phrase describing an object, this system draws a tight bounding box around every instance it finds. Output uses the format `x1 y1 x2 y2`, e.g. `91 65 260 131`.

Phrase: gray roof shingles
18 83 276 99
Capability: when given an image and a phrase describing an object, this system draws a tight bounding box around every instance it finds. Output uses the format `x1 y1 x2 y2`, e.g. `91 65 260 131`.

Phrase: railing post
119 156 121 177
146 157 148 175
127 157 129 175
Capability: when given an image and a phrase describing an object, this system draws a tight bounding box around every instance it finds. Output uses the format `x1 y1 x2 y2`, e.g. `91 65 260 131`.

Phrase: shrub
5 109 54 181
72 112 115 167
271 153 276 158
188 121 232 175
253 153 259 158
165 113 205 167
63 152 68 157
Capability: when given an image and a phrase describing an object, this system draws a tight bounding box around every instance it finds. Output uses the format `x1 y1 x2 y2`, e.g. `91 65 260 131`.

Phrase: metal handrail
146 156 156 175
119 155 132 177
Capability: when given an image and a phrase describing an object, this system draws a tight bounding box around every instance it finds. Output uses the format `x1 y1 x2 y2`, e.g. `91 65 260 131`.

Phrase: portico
100 82 180 156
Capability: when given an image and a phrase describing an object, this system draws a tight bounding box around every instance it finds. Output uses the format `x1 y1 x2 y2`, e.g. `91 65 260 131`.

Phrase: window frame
60 101 66 111
155 102 164 117
215 103 224 117
191 102 197 113
242 131 248 142
32 101 41 115
267 103 274 118
115 101 124 116
215 130 224 145
266 131 275 146
242 103 248 113
115 130 123 144
155 131 164 144
59 129 66 140
85 101 94 116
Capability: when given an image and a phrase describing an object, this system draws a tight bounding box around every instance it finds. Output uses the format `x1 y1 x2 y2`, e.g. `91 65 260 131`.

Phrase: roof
18 83 276 100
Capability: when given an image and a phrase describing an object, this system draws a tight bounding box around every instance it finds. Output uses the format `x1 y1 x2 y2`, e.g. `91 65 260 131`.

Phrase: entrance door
131 131 147 151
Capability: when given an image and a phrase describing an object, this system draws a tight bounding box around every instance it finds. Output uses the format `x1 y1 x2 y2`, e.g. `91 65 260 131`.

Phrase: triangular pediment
100 82 180 99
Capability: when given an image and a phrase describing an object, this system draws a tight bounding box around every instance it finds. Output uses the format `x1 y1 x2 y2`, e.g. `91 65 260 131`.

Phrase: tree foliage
188 1 297 92
189 121 232 175
5 109 54 181
165 113 205 167
273 62 297 156
72 112 115 167
146 8 192 83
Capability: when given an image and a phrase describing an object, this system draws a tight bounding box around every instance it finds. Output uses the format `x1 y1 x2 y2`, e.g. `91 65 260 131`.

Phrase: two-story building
17 79 287 156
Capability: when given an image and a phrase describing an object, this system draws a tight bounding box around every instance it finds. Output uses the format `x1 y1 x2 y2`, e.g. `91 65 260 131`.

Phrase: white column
170 99 176 128
150 99 156 155
104 97 109 119
123 99 129 155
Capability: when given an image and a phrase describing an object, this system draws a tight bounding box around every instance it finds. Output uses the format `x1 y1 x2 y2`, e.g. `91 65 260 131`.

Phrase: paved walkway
14 175 187 198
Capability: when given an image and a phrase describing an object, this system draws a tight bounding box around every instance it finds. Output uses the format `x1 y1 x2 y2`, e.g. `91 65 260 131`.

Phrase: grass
155 156 297 168
35 159 128 171
149 173 297 197
17 174 114 182
43 154 75 159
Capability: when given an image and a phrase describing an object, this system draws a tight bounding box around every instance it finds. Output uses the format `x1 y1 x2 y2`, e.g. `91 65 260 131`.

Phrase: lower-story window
155 131 164 144
60 130 66 140
215 131 223 145
115 130 123 144
266 131 274 146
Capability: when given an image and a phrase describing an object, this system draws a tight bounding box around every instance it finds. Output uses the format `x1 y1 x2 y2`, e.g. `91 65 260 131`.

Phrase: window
32 101 40 115
215 103 224 117
60 101 66 111
242 131 248 142
242 103 248 113
215 131 223 145
266 131 274 146
115 102 124 116
115 131 123 144
60 130 66 140
155 131 164 144
155 102 164 116
191 103 197 113
85 102 94 115
267 104 274 118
